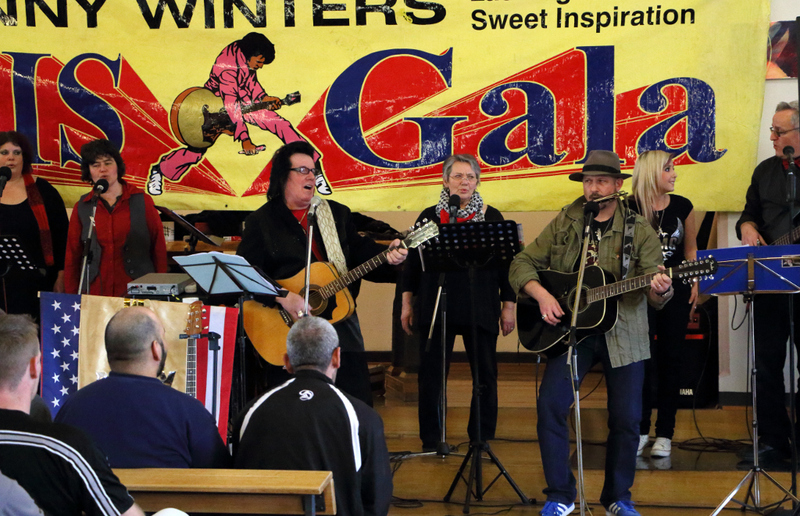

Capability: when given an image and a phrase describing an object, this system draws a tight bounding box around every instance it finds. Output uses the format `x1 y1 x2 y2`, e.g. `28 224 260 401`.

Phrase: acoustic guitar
244 221 440 365
516 258 717 358
169 87 301 149
182 300 203 398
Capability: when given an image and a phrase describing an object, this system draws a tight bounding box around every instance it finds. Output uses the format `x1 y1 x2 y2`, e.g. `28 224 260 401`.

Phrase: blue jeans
537 335 644 507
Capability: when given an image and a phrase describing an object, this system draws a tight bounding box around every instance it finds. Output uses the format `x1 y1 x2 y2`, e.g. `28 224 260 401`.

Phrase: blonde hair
632 150 673 229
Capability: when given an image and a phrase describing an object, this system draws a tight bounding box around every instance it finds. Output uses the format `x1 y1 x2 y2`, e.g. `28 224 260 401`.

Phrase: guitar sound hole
567 288 589 313
308 291 326 314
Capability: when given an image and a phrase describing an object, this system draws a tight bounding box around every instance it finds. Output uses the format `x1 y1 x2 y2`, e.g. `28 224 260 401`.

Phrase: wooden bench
115 469 336 516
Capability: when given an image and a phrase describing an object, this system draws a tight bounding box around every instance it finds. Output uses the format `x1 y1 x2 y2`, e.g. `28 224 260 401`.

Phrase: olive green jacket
509 197 667 367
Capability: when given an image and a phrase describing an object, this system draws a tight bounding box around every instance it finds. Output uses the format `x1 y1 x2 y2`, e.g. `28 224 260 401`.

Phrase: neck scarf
435 187 485 223
23 174 54 267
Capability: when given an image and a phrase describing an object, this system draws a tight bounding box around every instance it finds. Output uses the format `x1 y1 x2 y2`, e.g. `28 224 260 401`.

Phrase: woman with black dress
0 131 68 319
401 154 516 452
631 150 698 460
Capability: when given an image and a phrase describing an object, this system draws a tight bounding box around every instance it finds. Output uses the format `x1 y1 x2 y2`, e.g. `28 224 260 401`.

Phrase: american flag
39 292 237 440
39 292 82 416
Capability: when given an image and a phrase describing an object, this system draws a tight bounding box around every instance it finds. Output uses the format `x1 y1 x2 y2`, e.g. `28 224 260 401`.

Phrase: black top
238 198 396 301
232 369 393 516
0 178 68 319
0 408 135 516
630 195 693 268
736 155 800 244
401 205 516 333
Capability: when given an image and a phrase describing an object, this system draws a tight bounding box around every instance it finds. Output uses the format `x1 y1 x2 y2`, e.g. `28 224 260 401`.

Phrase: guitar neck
772 225 800 246
586 268 671 303
186 339 196 398
318 249 392 299
241 98 282 115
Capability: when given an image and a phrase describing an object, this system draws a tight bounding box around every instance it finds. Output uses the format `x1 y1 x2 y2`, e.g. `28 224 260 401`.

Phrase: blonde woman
631 150 698 460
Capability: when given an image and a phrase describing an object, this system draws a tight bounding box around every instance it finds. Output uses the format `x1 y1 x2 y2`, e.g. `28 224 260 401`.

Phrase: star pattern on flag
40 292 82 414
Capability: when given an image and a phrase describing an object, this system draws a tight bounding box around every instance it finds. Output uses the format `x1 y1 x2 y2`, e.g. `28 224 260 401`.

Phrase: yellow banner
1 0 769 212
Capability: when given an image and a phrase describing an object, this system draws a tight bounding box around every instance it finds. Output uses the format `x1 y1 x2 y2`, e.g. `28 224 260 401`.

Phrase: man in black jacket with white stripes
233 316 392 516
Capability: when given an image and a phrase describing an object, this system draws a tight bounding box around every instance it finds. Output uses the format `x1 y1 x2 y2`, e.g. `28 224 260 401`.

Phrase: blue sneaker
605 500 640 516
541 501 575 516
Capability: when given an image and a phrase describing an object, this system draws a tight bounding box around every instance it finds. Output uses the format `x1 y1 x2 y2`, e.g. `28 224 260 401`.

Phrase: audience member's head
0 313 41 408
104 307 167 377
285 316 340 378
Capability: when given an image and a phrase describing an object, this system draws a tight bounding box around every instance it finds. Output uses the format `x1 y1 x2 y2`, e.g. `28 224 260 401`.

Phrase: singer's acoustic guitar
516 258 717 358
169 88 301 149
243 221 439 365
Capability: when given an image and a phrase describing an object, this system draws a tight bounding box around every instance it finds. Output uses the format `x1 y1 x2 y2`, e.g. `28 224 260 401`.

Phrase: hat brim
569 170 632 182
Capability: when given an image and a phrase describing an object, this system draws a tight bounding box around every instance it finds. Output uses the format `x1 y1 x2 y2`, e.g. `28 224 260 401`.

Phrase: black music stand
156 206 218 253
0 236 38 278
174 252 284 428
698 246 800 515
420 220 529 512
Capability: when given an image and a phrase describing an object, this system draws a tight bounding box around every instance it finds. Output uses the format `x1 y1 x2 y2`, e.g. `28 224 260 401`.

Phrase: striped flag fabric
39 292 237 440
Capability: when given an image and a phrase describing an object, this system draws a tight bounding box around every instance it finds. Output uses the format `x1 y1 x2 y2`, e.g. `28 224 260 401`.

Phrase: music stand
0 236 38 278
698 246 800 515
420 220 529 512
174 252 284 426
156 206 218 253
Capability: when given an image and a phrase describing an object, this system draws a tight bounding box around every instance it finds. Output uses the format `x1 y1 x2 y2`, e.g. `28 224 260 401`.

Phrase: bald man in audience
233 316 393 516
56 306 230 468
0 312 145 516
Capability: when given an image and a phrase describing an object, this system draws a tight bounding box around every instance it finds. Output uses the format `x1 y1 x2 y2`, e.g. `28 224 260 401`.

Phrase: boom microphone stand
564 199 602 516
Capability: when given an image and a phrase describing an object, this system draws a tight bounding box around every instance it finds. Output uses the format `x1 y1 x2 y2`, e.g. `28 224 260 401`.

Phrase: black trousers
753 292 800 454
417 322 498 447
640 283 693 439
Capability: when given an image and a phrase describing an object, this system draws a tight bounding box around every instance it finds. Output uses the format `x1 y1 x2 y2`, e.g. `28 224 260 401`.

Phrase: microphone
0 166 11 198
308 196 322 217
785 146 797 203
93 179 109 195
448 194 460 223
584 201 600 218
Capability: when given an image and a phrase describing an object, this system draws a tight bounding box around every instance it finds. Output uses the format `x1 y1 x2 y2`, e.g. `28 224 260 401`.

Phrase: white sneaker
651 437 672 458
148 166 163 196
637 435 649 457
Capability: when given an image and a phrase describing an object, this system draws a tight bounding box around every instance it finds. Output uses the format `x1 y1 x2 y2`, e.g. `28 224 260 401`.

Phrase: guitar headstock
675 257 717 283
284 91 301 106
403 220 439 250
184 300 204 337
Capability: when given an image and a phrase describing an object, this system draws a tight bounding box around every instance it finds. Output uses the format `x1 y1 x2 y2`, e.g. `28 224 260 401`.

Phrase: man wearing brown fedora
510 150 673 516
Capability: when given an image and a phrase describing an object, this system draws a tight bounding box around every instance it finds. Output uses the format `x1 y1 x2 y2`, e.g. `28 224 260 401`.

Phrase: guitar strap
620 209 637 280
315 200 348 276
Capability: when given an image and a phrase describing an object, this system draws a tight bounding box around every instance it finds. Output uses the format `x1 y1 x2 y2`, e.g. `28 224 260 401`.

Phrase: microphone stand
303 203 317 316
567 199 600 516
78 195 100 294
786 146 799 506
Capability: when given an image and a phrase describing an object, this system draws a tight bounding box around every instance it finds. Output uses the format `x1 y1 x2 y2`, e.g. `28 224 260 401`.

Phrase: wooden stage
375 362 800 516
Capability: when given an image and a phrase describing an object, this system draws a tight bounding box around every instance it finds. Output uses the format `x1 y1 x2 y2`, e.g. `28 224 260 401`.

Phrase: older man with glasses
737 100 800 467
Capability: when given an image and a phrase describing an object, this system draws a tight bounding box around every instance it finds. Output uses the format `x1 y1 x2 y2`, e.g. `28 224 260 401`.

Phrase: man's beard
157 341 167 377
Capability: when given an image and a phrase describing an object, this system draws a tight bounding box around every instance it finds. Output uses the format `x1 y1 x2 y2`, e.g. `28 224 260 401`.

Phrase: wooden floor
373 362 800 516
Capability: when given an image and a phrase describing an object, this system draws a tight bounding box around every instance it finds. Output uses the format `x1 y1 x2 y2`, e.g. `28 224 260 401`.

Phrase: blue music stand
698 245 800 295
698 245 800 515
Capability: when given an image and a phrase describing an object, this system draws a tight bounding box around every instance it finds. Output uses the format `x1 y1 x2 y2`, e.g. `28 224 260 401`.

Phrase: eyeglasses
450 174 478 182
290 166 321 176
769 126 800 137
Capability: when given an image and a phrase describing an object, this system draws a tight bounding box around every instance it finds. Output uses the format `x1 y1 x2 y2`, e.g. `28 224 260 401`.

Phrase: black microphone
93 179 109 195
0 166 11 198
584 201 600 217
785 146 797 203
448 194 460 223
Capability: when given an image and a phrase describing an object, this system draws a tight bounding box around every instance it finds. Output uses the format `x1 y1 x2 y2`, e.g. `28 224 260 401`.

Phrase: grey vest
77 191 154 286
